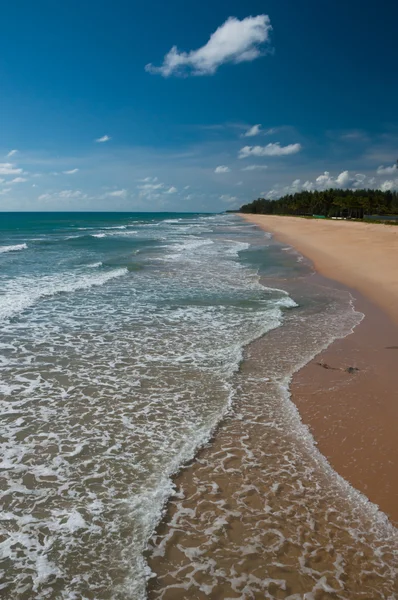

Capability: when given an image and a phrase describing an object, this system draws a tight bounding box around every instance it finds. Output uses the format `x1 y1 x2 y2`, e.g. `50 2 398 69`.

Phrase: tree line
240 189 398 217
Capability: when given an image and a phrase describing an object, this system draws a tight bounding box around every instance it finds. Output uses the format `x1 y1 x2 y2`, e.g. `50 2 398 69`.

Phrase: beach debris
315 361 360 374
316 361 339 370
345 366 360 374
385 346 398 349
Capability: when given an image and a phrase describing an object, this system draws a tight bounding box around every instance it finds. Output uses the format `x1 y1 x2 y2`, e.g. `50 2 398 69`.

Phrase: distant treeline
240 189 398 217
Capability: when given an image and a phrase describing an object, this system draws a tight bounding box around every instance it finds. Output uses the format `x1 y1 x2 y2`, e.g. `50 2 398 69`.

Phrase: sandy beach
144 215 398 599
241 215 398 323
242 214 398 522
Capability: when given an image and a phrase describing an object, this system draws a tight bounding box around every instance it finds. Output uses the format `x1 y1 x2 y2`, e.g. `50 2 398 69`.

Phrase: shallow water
148 273 398 600
1 212 298 599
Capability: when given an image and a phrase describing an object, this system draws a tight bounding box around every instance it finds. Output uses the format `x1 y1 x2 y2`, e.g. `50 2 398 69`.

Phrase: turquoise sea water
1 212 397 600
0 212 298 598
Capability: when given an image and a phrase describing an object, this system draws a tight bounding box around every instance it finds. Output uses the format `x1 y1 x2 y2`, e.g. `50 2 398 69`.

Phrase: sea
0 212 396 600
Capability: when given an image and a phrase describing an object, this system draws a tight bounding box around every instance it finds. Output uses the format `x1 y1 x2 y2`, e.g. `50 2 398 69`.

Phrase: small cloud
63 168 79 175
38 190 88 201
137 176 158 183
340 130 368 141
10 177 27 184
137 182 163 191
380 179 398 192
6 149 18 158
236 181 243 186
95 135 111 143
0 162 23 175
165 186 177 194
108 189 127 198
239 143 302 159
184 185 190 190
241 164 268 171
146 15 272 77
59 190 87 199
335 170 351 186
215 165 231 173
242 124 262 137
377 164 397 175
220 194 238 204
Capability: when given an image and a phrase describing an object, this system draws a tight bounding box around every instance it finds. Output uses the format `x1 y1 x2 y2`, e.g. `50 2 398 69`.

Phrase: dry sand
242 214 398 521
242 215 398 323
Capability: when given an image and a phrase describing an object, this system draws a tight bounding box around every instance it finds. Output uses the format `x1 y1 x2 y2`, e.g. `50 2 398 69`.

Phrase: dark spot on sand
316 362 339 370
316 362 360 374
385 346 398 349
345 366 360 374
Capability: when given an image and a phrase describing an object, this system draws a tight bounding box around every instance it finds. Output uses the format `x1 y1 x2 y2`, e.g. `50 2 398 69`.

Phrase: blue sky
1 0 397 211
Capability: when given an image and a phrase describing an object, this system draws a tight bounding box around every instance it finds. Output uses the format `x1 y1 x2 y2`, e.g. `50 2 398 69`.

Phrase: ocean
0 212 396 599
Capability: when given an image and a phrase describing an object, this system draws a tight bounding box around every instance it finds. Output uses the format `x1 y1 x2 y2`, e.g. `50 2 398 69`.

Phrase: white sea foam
0 243 27 253
0 267 128 321
2 214 393 600
103 225 127 230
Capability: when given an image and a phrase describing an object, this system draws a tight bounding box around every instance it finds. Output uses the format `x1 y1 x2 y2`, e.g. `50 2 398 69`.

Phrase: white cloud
315 171 362 189
377 164 397 175
10 177 27 184
39 190 88 201
137 182 164 191
335 170 351 186
241 164 268 171
59 190 87 199
136 181 166 201
0 162 23 175
6 149 18 158
242 124 262 137
63 168 79 175
165 186 177 194
220 194 238 204
239 143 302 159
214 165 231 173
380 179 398 192
146 15 272 77
95 135 111 143
137 176 158 183
0 188 11 196
263 169 398 199
108 189 127 198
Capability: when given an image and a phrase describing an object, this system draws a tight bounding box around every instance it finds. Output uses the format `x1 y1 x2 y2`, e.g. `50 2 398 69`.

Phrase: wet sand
243 215 398 522
147 285 398 598
241 215 398 323
146 216 398 599
292 287 398 523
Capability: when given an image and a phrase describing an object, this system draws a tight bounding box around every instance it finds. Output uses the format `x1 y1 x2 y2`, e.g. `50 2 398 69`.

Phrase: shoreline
242 214 398 523
241 214 398 324
146 217 398 597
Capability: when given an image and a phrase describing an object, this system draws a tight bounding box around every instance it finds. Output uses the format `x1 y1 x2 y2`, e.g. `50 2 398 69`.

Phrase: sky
1 0 397 212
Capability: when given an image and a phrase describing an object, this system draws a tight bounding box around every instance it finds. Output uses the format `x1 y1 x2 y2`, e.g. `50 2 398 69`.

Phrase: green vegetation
240 189 398 219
